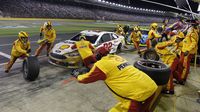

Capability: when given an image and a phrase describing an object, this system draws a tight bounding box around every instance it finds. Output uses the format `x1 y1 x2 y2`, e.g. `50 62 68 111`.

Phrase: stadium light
98 0 101 2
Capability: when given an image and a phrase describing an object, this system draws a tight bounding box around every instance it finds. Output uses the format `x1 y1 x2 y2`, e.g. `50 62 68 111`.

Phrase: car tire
23 56 40 81
143 48 160 61
116 43 122 54
134 60 170 85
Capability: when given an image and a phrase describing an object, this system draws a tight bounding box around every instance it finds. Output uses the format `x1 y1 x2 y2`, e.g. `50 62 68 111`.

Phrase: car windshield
70 33 99 44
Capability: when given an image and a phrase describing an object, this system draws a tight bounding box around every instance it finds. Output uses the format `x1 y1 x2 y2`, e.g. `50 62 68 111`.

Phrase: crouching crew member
146 23 161 49
72 35 96 68
35 21 56 57
76 47 158 112
5 31 31 73
155 32 184 94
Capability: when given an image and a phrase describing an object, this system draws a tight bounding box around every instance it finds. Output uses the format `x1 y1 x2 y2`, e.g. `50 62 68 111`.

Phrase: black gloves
71 69 81 78
40 32 42 39
184 51 189 56
27 49 31 53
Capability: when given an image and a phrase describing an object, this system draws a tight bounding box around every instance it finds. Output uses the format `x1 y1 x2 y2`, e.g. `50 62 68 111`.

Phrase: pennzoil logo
117 62 130 70
59 45 70 50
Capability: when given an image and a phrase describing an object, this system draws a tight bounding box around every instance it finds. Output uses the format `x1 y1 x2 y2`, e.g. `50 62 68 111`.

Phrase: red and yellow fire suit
35 27 56 57
155 35 183 92
130 31 142 52
116 26 125 36
72 40 96 68
177 27 199 82
5 39 30 72
78 55 158 112
146 29 161 49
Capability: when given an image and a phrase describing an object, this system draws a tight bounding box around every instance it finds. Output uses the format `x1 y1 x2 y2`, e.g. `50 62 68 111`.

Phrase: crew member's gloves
71 69 80 78
39 32 42 39
176 53 180 58
27 49 31 53
184 51 189 56
25 53 30 57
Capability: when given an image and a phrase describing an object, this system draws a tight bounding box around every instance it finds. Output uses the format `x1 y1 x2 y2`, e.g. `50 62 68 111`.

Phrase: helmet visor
21 37 28 43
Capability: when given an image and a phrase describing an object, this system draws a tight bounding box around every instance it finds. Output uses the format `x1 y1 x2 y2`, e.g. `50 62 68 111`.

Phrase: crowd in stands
0 0 173 23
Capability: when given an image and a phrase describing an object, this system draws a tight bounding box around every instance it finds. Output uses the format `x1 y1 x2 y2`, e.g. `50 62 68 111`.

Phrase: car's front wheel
116 43 122 54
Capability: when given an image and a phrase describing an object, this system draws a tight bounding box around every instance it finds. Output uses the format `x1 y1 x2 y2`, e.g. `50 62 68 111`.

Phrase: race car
49 30 124 68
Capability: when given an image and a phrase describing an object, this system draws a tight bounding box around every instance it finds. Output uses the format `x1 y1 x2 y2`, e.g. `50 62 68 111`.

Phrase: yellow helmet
133 26 139 31
79 34 86 40
117 24 122 28
177 31 184 38
18 31 29 44
150 23 158 29
45 21 52 28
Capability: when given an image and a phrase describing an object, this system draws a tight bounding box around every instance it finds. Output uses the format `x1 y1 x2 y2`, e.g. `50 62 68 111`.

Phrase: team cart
49 30 124 68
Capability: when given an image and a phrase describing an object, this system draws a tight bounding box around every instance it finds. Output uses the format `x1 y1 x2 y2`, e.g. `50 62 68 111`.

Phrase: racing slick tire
134 60 170 85
143 48 160 61
22 56 40 81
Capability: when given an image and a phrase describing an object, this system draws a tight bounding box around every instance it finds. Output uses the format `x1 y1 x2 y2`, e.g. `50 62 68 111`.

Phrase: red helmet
95 47 110 60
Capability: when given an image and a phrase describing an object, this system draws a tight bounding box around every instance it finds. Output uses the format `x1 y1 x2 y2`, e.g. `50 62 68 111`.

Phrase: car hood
51 40 77 55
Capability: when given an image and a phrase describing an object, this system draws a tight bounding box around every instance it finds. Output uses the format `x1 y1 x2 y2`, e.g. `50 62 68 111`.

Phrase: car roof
80 30 113 36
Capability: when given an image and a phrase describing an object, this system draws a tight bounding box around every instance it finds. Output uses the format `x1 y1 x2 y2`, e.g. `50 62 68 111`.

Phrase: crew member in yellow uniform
146 23 161 49
130 26 142 54
76 47 158 112
35 21 56 57
115 24 125 36
71 35 96 68
177 19 199 85
5 31 31 73
155 32 184 94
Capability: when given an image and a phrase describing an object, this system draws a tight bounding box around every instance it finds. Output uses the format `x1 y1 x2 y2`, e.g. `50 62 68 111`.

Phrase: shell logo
59 45 70 50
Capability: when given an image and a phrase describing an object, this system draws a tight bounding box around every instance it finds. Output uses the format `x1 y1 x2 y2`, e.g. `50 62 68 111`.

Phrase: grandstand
0 0 177 23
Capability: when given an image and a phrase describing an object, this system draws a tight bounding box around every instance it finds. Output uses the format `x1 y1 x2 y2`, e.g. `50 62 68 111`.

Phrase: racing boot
4 61 14 73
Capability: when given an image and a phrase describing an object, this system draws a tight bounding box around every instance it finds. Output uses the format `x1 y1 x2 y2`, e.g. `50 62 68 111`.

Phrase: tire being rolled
134 60 170 85
143 48 160 61
23 56 40 81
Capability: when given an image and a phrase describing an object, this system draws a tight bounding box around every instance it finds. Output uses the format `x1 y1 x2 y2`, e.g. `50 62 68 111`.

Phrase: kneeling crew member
72 35 96 68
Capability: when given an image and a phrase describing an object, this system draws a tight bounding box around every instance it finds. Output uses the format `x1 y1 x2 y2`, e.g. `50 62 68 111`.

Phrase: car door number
103 42 112 50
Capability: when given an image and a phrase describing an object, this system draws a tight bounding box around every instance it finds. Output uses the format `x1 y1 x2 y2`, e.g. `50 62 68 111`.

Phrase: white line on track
0 55 46 66
0 51 11 59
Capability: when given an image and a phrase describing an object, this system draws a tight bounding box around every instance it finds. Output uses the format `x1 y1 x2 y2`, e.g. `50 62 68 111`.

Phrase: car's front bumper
49 52 82 68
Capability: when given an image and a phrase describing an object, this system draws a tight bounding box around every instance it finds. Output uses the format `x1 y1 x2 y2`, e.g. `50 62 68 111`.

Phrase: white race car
49 30 124 68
